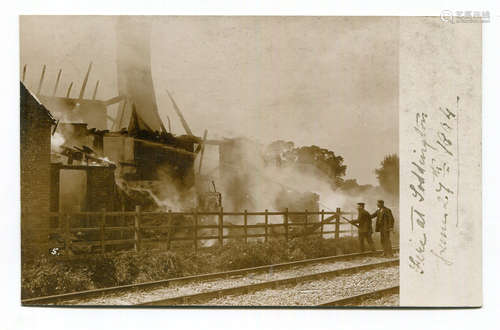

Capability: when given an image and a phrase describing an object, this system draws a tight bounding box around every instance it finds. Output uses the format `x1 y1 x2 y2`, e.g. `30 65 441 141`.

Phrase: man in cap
371 200 395 257
352 202 375 252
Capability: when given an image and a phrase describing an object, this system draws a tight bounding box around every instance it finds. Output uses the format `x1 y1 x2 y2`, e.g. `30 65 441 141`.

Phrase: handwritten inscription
408 98 459 274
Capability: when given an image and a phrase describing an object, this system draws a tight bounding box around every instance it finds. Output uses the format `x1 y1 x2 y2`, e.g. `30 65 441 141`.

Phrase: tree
375 154 399 196
291 146 347 186
265 140 295 157
340 179 374 196
265 141 347 187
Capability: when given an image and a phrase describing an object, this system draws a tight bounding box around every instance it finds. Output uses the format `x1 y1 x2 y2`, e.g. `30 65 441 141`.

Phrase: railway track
22 249 398 306
185 262 399 307
139 259 398 306
317 285 399 307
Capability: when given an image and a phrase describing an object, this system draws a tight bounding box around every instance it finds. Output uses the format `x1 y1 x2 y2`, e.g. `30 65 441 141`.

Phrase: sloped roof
20 81 57 124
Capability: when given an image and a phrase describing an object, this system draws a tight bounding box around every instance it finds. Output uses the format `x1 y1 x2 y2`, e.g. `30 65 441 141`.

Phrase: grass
21 235 385 299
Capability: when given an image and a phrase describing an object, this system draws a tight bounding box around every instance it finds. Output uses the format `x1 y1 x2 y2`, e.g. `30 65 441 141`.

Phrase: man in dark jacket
352 202 375 252
371 200 395 257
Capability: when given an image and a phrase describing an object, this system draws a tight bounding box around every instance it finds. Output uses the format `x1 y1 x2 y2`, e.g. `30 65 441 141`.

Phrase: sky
20 16 398 185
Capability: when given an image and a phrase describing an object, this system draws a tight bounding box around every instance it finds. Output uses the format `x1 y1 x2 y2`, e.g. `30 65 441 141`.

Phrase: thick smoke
218 138 345 215
51 131 65 153
116 16 164 132
114 160 197 212
216 138 398 221
116 135 398 222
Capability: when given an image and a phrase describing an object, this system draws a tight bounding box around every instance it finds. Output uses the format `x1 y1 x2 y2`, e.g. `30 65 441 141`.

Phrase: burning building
20 16 329 254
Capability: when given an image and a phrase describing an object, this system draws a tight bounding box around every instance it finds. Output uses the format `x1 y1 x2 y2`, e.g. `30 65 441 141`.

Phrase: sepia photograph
2 0 497 327
19 15 404 307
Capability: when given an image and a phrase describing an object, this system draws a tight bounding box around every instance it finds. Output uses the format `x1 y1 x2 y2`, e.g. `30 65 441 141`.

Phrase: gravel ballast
61 255 398 306
189 266 399 306
353 293 399 306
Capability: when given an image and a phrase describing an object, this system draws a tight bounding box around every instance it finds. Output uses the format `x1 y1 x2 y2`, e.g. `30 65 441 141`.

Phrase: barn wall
20 83 53 254
86 167 117 211
49 165 118 213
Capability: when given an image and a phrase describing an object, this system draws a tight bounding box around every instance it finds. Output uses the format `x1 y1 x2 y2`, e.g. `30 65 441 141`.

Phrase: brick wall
20 83 54 253
86 166 116 212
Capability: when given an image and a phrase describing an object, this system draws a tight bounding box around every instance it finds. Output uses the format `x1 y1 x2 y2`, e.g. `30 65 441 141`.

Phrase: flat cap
377 200 385 204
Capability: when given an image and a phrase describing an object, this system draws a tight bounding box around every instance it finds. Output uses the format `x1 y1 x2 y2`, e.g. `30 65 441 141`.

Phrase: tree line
264 140 399 197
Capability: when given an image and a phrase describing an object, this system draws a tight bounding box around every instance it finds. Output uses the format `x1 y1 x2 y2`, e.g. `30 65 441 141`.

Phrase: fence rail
22 207 356 255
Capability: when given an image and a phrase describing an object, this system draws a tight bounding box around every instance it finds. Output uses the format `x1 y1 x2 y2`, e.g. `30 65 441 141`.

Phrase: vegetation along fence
23 208 357 256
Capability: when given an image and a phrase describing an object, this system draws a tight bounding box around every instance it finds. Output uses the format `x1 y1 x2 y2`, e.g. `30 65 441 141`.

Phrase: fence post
64 213 73 256
320 209 325 239
244 209 248 244
218 207 224 248
58 212 64 241
304 209 308 238
100 208 106 253
120 205 125 240
351 213 354 237
335 207 341 239
284 208 289 241
166 210 173 250
134 205 141 252
264 209 269 243
193 210 198 253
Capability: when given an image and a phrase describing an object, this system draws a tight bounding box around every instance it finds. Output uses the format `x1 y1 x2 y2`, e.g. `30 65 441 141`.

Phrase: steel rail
138 259 399 306
22 248 398 305
316 285 400 307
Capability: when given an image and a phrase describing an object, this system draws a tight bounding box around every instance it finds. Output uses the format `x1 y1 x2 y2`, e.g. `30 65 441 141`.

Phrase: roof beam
78 62 92 101
66 82 74 98
198 129 208 174
92 80 100 100
103 95 125 106
22 64 27 83
167 90 193 136
133 137 197 157
115 100 127 131
36 64 46 95
166 116 171 133
52 69 62 97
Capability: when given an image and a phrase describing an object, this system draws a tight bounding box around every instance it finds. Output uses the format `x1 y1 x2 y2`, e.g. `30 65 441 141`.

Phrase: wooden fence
23 207 356 255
